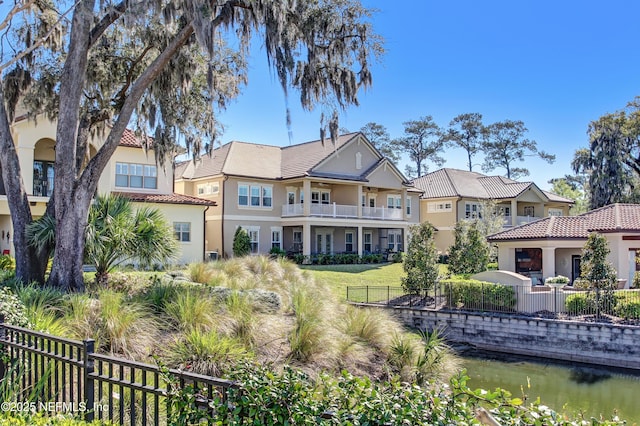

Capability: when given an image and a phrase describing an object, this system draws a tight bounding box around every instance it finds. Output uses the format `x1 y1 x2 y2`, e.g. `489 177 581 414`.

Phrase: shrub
545 275 570 285
0 255 15 271
402 223 440 295
565 293 591 314
614 293 640 319
487 262 498 270
0 286 30 327
232 227 251 257
442 279 516 311
165 289 217 332
269 247 287 258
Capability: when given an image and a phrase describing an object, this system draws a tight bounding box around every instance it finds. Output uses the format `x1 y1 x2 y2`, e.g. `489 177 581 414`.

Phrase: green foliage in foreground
162 362 625 425
0 412 108 425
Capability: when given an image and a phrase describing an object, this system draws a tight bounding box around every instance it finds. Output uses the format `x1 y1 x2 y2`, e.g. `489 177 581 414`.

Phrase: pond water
458 350 640 422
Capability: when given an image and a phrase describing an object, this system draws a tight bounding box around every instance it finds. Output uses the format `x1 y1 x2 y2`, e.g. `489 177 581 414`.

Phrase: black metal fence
0 317 237 425
347 284 640 321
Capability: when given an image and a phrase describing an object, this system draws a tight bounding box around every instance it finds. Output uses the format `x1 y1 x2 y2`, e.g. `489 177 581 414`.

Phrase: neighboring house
412 168 573 253
174 132 421 259
487 203 640 288
1 117 213 265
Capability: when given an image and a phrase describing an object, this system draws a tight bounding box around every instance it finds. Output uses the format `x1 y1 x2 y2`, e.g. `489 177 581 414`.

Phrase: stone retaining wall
389 307 640 370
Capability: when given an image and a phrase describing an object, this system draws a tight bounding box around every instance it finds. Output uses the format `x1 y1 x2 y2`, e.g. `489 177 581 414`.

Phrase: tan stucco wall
366 164 405 189
98 146 173 195
131 202 207 265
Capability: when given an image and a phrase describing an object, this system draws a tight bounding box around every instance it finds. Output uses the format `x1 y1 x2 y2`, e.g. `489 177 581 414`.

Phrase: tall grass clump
289 285 326 362
64 290 159 359
165 329 251 376
224 290 255 345
165 289 217 332
188 262 217 284
341 305 400 350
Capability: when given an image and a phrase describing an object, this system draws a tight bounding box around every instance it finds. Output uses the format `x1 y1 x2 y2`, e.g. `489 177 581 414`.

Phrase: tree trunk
0 87 48 284
46 189 92 292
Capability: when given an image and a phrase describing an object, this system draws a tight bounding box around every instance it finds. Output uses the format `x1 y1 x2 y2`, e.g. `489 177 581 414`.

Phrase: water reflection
458 350 640 422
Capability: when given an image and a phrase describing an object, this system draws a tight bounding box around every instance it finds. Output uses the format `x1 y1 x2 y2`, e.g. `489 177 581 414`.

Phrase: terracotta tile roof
488 203 640 241
412 168 573 203
114 192 215 206
118 129 154 148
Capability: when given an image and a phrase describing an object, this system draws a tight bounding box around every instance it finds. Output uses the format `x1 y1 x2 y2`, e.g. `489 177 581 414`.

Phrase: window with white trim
115 162 157 189
465 202 481 219
427 201 453 213
406 197 412 216
364 231 373 253
387 195 402 209
311 190 330 204
271 227 282 249
388 230 402 252
197 182 219 196
174 222 191 242
345 231 354 252
244 226 259 254
238 183 273 208
292 229 303 252
523 205 535 216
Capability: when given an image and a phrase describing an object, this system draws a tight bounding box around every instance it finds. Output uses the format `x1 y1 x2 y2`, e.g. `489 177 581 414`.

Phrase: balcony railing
281 203 404 221
503 215 541 227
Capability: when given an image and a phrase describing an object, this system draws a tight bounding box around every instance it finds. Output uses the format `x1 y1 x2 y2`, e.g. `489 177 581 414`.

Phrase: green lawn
300 263 404 300
300 262 449 300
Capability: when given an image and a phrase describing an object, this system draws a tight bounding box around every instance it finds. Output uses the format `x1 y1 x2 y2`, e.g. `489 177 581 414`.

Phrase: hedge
441 278 516 311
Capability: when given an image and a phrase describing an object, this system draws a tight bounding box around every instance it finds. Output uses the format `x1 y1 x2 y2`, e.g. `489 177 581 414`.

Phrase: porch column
510 199 517 226
303 180 311 217
402 188 408 221
403 226 409 253
303 223 311 257
357 225 363 256
542 247 556 280
357 185 363 218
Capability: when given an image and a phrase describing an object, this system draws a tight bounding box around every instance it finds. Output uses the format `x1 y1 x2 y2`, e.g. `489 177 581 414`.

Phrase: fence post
366 286 369 304
387 286 390 306
481 283 485 312
346 286 349 302
553 287 557 313
0 314 5 382
83 339 95 422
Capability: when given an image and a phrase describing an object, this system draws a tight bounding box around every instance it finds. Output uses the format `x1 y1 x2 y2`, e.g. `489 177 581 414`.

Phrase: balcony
503 216 541 227
281 203 404 221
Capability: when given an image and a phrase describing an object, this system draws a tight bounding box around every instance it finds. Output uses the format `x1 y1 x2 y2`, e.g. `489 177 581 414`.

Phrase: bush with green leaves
442 278 516 311
232 227 251 257
0 286 30 327
161 362 626 425
402 222 440 295
0 254 15 271
565 293 592 314
614 292 640 319
448 220 490 275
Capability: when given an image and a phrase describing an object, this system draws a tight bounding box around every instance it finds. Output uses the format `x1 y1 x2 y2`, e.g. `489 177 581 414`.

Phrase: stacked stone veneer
390 308 640 370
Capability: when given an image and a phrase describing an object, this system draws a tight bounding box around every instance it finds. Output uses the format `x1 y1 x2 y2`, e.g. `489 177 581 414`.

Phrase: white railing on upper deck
281 203 403 220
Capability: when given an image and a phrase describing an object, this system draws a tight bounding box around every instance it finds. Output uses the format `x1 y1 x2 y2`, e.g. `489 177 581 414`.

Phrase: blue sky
217 1 640 190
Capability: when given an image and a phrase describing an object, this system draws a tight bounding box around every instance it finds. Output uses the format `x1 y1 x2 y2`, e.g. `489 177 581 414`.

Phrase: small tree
580 232 617 316
448 221 489 275
402 223 440 295
233 227 251 257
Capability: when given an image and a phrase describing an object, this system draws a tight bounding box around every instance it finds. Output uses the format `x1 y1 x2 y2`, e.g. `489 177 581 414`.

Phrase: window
361 194 366 207
246 227 259 254
197 182 219 196
238 183 273 208
364 231 372 253
548 208 563 217
524 206 535 216
311 190 330 204
271 227 282 249
238 185 249 206
33 160 54 196
368 196 376 208
465 202 481 219
345 231 354 252
174 222 191 242
115 162 157 189
427 202 452 213
293 229 303 252
262 187 273 207
355 152 362 170
496 206 511 217
388 230 402 252
287 191 295 205
250 186 261 206
406 197 412 216
387 195 402 210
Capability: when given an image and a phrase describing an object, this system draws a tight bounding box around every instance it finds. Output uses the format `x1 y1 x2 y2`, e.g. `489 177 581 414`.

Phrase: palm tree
29 194 178 286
